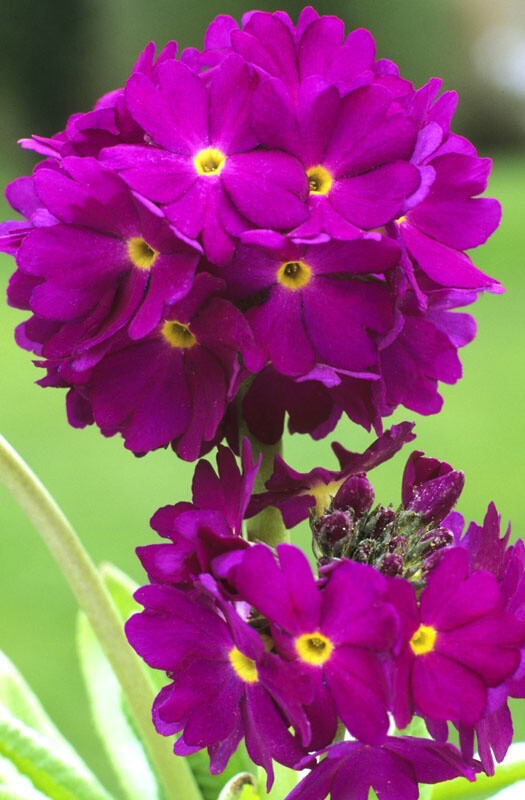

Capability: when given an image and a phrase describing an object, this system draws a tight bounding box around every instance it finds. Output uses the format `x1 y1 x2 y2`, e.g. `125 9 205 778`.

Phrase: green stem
0 434 202 800
244 433 288 547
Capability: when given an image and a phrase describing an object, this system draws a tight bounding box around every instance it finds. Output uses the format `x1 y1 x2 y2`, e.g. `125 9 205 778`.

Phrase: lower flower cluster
126 431 525 799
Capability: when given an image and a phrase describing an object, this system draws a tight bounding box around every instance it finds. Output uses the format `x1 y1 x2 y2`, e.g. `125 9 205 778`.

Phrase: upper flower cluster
2 6 501 459
126 432 525 799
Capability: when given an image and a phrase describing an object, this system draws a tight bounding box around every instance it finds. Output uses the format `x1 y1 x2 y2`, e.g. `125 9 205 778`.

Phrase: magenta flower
225 231 400 377
126 579 312 787
11 158 201 353
378 281 479 416
138 439 259 586
390 547 525 728
287 737 476 800
234 544 399 746
101 54 309 264
253 78 420 238
395 102 502 292
183 8 409 98
67 274 262 459
454 504 525 774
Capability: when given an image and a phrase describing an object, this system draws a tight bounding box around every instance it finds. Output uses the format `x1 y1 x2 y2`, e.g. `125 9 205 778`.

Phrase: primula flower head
2 6 502 455
126 422 525 798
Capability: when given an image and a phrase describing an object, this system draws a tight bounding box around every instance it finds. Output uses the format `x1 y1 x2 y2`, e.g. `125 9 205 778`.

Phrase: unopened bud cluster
312 482 453 587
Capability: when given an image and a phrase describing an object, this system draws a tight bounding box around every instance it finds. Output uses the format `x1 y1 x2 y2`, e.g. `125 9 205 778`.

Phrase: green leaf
98 563 254 800
217 772 258 800
431 742 525 799
239 788 259 800
0 704 113 800
0 788 49 800
98 564 139 622
0 753 50 798
77 612 161 800
98 565 164 695
487 780 525 798
0 651 88 774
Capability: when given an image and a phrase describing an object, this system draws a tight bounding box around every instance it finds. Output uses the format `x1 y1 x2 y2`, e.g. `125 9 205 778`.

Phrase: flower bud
419 527 454 554
388 535 407 555
369 507 396 539
334 474 375 517
314 509 355 558
406 467 465 524
354 539 374 563
379 553 404 576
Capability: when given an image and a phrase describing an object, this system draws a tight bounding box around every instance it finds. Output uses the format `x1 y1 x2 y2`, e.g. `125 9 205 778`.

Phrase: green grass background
1 154 524 797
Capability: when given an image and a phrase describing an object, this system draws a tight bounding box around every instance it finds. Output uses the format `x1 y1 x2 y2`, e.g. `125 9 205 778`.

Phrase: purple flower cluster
2 7 501 459
2 8 517 799
126 433 525 798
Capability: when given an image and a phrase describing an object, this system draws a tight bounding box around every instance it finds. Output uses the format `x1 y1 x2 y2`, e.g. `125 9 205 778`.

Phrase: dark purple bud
354 540 374 563
402 451 452 506
406 469 465 524
379 553 404 576
334 474 375 517
313 509 355 560
317 509 354 545
416 527 454 558
388 535 407 555
420 526 455 546
370 507 396 538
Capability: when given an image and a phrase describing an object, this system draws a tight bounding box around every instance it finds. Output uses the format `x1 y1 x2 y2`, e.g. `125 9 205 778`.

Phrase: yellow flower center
276 260 312 290
307 165 333 196
396 215 408 226
127 237 158 270
194 147 226 176
410 625 437 656
295 632 334 666
229 647 258 683
305 479 344 515
161 321 196 349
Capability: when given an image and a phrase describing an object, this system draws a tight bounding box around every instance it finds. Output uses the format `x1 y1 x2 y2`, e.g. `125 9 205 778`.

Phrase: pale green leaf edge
0 704 112 800
77 612 161 800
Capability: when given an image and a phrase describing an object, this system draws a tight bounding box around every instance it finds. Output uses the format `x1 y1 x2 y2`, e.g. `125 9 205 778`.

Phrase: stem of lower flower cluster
0 434 202 800
244 432 288 547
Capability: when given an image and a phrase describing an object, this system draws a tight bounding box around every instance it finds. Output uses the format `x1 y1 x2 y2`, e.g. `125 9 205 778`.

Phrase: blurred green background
1 1 524 797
